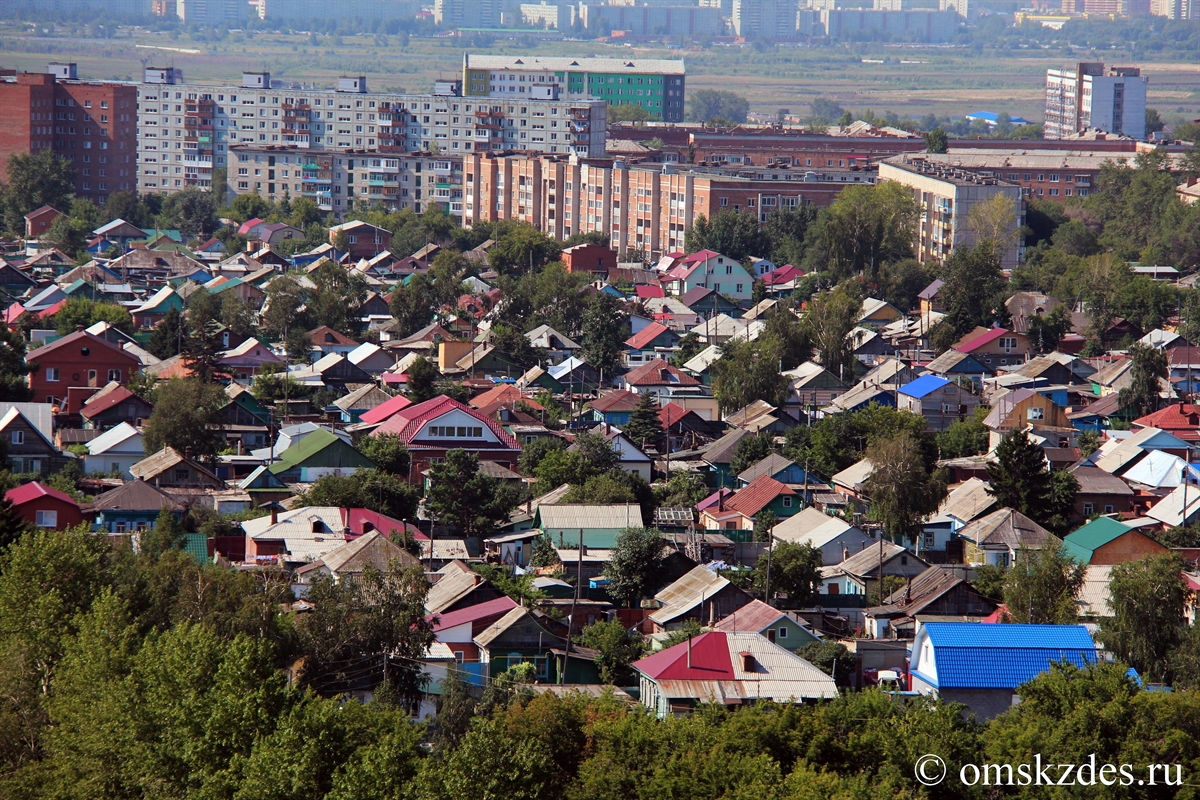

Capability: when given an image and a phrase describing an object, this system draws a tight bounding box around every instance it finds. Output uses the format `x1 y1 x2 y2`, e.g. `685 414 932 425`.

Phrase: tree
814 182 917 280
1002 545 1085 624
864 430 948 544
710 336 789 415
356 432 411 477
219 293 257 340
299 470 419 520
425 449 519 537
729 431 775 477
683 209 768 261
607 103 657 124
406 356 440 404
797 641 853 684
297 562 433 704
489 322 541 370
621 392 664 454
924 127 949 154
2 150 75 233
967 194 1019 266
687 90 749 124
183 288 224 382
802 284 860 383
1119 343 1168 418
42 213 87 260
529 534 560 569
157 185 218 239
580 292 629 378
753 541 822 607
936 412 989 459
1100 553 1187 684
429 667 475 754
146 306 186 360
1025 305 1074 353
52 298 134 336
0 494 32 551
142 378 227 463
763 205 818 267
604 527 665 607
936 243 1006 337
578 620 647 685
986 430 1054 525
0 327 33 402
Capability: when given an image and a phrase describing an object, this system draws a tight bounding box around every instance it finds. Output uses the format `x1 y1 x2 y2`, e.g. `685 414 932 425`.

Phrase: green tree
219 292 257 340
622 391 664 454
936 243 1007 337
814 182 917 280
529 533 560 569
802 283 861 383
299 470 419 521
683 208 768 261
356 432 411 477
489 322 542 369
797 640 854 684
1100 553 1187 684
729 431 775 477
686 89 750 124
157 185 219 239
0 494 32 551
753 541 822 607
578 620 647 685
183 288 225 382
763 204 818 267
428 667 475 754
710 336 789 414
1002 545 1085 624
146 306 186 360
406 356 440 404
924 127 949 154
936 411 989 459
579 292 629 378
604 527 665 607
1119 343 1168 418
2 150 76 233
52 298 134 336
425 449 519 536
1025 305 1075 353
142 378 227 463
972 563 1008 601
0 327 34 402
865 430 948 543
986 429 1068 533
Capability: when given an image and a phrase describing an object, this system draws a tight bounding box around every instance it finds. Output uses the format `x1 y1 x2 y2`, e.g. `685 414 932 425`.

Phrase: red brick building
24 329 142 406
23 205 62 240
0 65 138 206
5 482 84 530
561 242 617 276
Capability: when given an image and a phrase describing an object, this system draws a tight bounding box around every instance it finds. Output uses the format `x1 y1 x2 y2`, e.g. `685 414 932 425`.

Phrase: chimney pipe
270 503 277 525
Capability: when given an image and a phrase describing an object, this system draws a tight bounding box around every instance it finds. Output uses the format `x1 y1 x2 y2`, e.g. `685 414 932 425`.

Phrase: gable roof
429 595 519 632
372 394 520 450
956 327 1013 353
88 479 183 512
333 384 393 412
625 321 674 350
736 453 798 484
0 407 57 451
913 622 1096 690
130 447 223 484
1060 517 1135 564
538 503 642 531
24 329 140 366
319 530 420 575
474 606 563 650
271 428 372 471
86 422 142 456
649 564 731 625
937 478 996 524
590 389 641 413
622 358 700 387
724 475 794 517
6 481 77 508
868 565 988 618
711 598 790 633
79 386 149 420
955 508 1054 552
825 541 917 580
357 394 413 426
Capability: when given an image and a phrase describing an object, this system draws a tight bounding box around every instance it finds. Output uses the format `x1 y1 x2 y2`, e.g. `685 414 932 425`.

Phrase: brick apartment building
462 152 873 259
0 63 138 206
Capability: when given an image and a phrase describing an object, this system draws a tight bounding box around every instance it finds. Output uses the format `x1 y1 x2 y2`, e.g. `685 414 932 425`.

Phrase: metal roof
539 503 642 531
464 54 685 74
898 374 951 399
649 565 730 625
914 622 1096 690
937 478 996 524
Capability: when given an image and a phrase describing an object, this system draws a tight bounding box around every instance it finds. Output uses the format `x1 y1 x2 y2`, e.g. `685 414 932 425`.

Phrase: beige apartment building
879 156 1025 269
462 152 874 259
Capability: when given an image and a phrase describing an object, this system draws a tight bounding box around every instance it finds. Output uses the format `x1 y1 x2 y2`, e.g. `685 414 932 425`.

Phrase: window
1104 504 1114 514
10 431 23 445
1028 407 1044 421
777 626 788 639
999 337 1017 351
107 369 121 382
45 367 60 382
174 468 190 482
35 510 57 528
782 496 793 508
1083 502 1095 516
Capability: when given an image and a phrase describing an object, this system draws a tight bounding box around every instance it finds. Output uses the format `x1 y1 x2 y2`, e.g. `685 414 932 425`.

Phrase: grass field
1 23 1197 124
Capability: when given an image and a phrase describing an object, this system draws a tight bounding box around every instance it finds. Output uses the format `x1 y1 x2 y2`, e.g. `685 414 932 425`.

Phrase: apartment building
463 152 871 259
732 0 799 37
1044 62 1148 141
879 156 1025 270
462 55 686 123
903 150 1116 201
434 0 503 27
228 146 463 216
576 4 724 37
175 0 246 23
136 69 606 202
253 0 419 20
0 64 137 205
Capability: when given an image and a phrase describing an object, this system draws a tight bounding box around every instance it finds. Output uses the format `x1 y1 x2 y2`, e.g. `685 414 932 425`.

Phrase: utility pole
560 529 583 685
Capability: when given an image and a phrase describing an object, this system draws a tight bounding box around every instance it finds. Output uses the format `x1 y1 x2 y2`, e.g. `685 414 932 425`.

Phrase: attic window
740 652 755 671
325 333 336 343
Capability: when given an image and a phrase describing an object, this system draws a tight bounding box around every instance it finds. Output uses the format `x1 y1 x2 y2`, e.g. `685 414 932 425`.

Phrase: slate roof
737 453 799 484
937 478 996 524
649 564 731 626
319 530 419 575
955 508 1054 552
711 599 790 633
130 447 224 485
88 479 184 512
914 622 1096 690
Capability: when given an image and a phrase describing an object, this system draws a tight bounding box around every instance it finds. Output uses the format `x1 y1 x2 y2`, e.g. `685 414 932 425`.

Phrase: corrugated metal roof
937 478 996 524
424 567 482 614
918 622 1096 690
831 458 874 492
539 503 642 531
649 565 729 625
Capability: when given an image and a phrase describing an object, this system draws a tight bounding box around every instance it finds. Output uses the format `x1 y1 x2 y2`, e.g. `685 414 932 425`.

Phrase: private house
268 428 376 483
624 322 680 368
308 326 361 358
983 388 1073 448
784 361 848 414
937 478 998 528
864 566 998 640
5 482 83 530
711 599 820 650
357 394 413 427
895 375 980 433
347 342 397 375
370 395 523 480
428 596 520 686
0 406 64 475
619 359 704 399
130 447 225 489
572 426 652 479
334 385 394 425
1068 465 1136 522
561 242 616 277
24 205 61 240
242 506 349 563
926 349 993 382
820 541 930 597
859 297 904 327
725 400 792 436
700 476 798 532
79 386 154 431
633 631 837 718
131 286 184 331
736 453 815 488
954 508 1055 567
647 564 753 633
291 353 373 389
328 220 392 260
831 459 874 502
1120 449 1200 492
919 279 945 317
1061 517 1168 566
663 251 755 303
954 327 1033 371
475 606 601 685
292 531 420 597
770 508 875 565
87 479 185 534
25 329 142 406
1131 403 1200 444
679 287 742 319
909 623 1097 720
1094 427 1193 476
547 356 602 395
536 503 643 549
82 422 144 478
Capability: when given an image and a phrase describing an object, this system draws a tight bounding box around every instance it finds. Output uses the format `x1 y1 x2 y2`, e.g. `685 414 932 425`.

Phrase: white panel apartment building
135 69 607 215
1044 62 1147 141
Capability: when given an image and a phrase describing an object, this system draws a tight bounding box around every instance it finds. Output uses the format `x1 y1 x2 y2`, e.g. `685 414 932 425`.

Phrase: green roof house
1061 516 1168 566
267 428 375 482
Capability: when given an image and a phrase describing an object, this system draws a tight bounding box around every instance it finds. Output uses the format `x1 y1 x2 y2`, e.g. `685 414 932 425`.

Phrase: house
1061 517 1168 566
953 327 1033 370
130 447 225 488
937 478 998 528
561 242 617 276
328 220 392 259
1095 427 1193 476
268 428 375 483
87 478 185 534
1120 449 1200 492
333 384 394 424
830 459 874 501
736 453 815 488
1067 465 1136 522
0 406 64 475
242 506 349 562
131 286 184 331
547 356 602 394
784 361 848 414
1131 403 1200 444
573 426 652 479
292 352 374 389
700 476 798 532
24 205 62 240
859 297 903 327
5 482 83 530
475 606 601 685
347 342 397 375
919 279 945 317
770 508 875 565
589 390 642 427
82 422 144 478
679 286 742 319
689 314 750 347
619 358 704 399
308 326 361 357
252 222 303 247
953 508 1055 567
427 595 520 686
79 386 155 431
983 388 1074 448
658 402 720 451
624 322 679 367
864 566 998 639
24 329 142 406
895 375 980 433
711 599 820 650
725 400 792 436
664 251 755 303
218 339 284 380
370 395 523 481
292 530 419 597
357 394 413 427
633 631 837 717
926 349 993 382
820 541 930 597
647 564 753 632
909 622 1097 720
536 503 643 549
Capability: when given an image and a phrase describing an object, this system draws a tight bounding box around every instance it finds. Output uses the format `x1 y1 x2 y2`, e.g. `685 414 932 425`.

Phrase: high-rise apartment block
732 0 799 37
136 69 606 212
1044 62 1148 141
879 156 1025 269
462 55 686 123
463 152 872 259
175 0 247 24
0 64 138 206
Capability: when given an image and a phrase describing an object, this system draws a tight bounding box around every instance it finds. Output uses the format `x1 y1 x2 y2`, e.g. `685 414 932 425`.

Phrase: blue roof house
895 375 981 433
909 622 1097 719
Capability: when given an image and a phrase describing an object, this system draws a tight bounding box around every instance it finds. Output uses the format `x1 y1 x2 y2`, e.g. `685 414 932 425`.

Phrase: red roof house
25 329 142 406
1132 403 1200 443
358 394 414 426
5 482 83 530
370 394 522 481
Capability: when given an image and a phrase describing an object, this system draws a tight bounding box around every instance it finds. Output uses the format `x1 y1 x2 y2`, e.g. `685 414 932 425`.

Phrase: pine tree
147 306 186 360
0 494 33 550
622 392 664 454
986 429 1054 521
